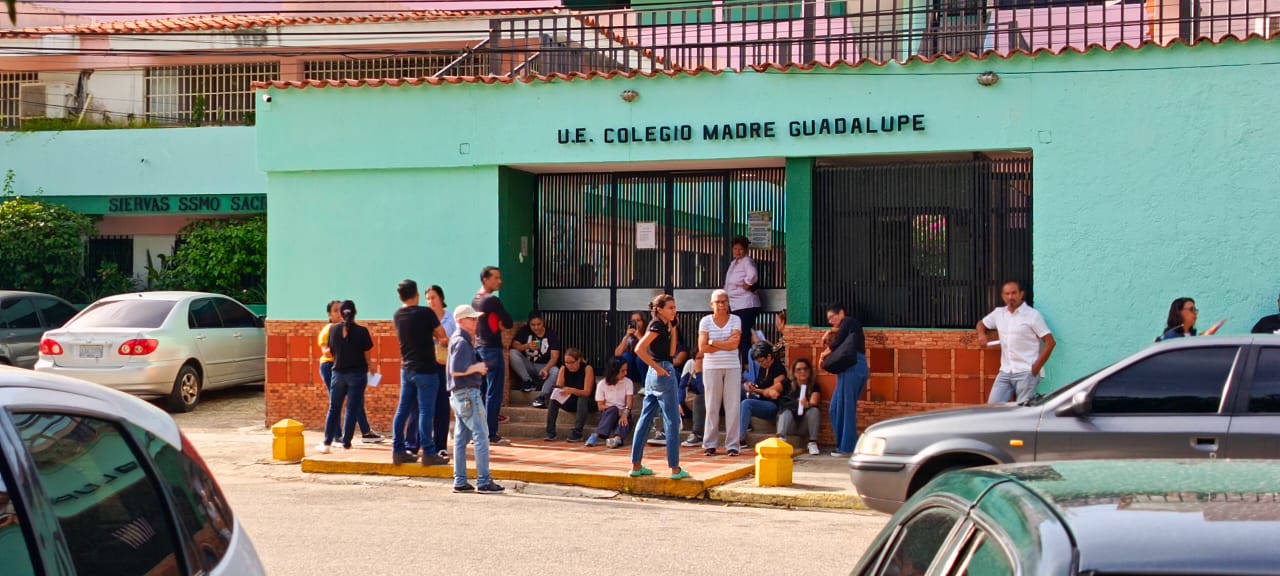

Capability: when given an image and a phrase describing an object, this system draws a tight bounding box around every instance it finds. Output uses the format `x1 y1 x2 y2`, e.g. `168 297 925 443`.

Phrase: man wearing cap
447 304 505 494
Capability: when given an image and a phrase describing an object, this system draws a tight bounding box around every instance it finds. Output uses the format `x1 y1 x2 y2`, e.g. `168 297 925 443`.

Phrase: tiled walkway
301 439 767 499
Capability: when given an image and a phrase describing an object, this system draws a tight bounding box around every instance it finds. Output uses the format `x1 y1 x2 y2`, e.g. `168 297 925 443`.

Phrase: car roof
985 460 1280 574
0 290 67 299
0 366 180 445
97 291 221 303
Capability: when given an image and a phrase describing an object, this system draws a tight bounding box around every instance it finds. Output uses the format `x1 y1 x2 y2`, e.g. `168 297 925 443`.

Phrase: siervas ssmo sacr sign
557 114 926 145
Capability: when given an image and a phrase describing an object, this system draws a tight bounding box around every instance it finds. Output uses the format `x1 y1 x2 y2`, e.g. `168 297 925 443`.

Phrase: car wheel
166 365 202 413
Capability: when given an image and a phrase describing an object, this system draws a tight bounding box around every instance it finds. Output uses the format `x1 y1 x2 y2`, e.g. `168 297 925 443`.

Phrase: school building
252 35 1280 432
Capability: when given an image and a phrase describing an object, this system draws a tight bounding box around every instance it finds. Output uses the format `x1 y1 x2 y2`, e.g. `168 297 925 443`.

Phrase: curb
706 486 868 510
301 457 755 500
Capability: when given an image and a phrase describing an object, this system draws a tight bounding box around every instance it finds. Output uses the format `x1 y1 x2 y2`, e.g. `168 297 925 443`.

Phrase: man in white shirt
976 281 1057 404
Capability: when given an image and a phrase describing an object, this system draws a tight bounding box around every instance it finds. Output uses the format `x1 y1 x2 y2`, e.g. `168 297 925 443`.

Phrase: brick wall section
783 326 997 444
266 320 998 441
265 319 517 432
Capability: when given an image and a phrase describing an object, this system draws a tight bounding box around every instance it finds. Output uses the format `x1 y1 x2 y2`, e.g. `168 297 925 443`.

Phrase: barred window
86 236 135 276
304 53 489 80
1 72 39 130
145 63 279 125
812 155 1032 328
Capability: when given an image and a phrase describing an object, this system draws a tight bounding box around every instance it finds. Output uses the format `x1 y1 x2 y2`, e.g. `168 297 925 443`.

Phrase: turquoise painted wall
266 167 500 321
1 127 263 197
256 38 1280 387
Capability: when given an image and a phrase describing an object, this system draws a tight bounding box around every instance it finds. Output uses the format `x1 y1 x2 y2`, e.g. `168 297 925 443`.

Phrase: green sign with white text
2 194 266 215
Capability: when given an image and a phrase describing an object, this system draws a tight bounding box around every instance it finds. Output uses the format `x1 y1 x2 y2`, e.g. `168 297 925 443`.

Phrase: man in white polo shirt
976 281 1057 404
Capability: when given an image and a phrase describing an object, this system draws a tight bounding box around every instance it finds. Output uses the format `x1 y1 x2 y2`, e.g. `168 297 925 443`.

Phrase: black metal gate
812 154 1033 328
535 169 787 371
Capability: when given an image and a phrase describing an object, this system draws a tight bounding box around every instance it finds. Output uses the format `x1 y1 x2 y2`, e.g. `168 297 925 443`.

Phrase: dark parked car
850 335 1280 513
852 459 1280 576
0 291 78 368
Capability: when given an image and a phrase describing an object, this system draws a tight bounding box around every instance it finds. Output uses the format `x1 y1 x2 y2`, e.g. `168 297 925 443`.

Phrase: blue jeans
320 363 370 436
325 371 368 447
988 371 1040 404
734 306 760 365
406 374 450 454
450 387 492 488
630 361 681 470
393 371 440 455
831 354 868 454
739 398 779 440
477 347 506 441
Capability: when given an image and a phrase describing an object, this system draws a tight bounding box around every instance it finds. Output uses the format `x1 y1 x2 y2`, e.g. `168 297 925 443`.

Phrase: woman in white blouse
698 289 744 456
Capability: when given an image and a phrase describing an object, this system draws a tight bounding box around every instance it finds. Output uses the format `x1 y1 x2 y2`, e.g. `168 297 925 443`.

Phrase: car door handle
195 334 207 340
233 333 243 339
1192 437 1219 451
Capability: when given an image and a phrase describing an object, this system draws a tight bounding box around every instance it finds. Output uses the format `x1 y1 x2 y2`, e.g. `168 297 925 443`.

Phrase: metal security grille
145 63 279 125
1 72 38 130
536 169 786 371
86 236 135 276
304 54 489 80
812 155 1032 328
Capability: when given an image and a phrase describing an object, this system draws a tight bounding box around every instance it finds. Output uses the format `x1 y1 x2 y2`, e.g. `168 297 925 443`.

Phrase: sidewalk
299 431 867 509
708 453 866 510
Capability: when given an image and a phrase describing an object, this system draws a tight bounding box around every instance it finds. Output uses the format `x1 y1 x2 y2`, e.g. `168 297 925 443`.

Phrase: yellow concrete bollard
271 419 305 461
754 437 794 487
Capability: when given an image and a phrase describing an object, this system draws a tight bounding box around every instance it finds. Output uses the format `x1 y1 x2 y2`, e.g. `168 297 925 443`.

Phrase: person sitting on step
678 351 706 448
738 342 789 453
545 348 596 442
778 358 823 455
587 356 635 448
508 312 561 406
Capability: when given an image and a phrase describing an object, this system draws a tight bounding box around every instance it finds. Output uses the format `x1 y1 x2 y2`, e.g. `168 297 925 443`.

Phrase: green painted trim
637 1 715 25
826 0 848 16
6 193 266 216
785 157 814 325
498 167 537 321
724 0 802 22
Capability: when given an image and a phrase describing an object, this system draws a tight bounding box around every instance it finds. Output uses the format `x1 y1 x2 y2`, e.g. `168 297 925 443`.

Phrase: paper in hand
368 372 383 388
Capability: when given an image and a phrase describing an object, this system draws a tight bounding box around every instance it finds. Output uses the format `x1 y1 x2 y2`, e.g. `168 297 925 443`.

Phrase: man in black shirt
509 312 562 406
392 280 449 466
473 266 514 446
1252 293 1280 335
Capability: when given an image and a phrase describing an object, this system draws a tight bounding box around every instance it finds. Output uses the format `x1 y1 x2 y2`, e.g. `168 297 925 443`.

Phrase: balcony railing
477 0 1279 77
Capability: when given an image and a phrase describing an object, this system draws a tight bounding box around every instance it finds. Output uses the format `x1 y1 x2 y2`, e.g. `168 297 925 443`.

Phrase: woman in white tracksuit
698 289 744 456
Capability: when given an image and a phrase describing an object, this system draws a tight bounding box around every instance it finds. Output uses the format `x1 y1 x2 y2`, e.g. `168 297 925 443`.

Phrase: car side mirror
1055 390 1092 418
256 315 266 328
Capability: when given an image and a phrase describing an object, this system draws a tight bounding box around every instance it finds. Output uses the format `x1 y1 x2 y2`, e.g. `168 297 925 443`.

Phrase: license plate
79 345 103 359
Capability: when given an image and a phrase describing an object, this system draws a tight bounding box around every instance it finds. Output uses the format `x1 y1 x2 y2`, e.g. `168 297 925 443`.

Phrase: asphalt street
173 386 890 576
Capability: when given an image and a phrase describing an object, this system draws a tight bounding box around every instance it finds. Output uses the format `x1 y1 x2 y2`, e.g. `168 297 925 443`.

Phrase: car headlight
855 435 887 457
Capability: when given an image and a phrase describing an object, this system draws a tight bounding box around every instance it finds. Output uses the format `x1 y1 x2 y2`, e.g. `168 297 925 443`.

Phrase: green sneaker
670 469 691 480
629 467 654 477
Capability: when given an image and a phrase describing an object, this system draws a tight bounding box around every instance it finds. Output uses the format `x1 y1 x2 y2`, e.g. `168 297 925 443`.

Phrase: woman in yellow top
318 300 381 443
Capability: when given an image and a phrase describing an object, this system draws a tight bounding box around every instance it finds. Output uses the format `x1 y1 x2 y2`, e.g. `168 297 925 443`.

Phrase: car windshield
1021 368 1103 406
68 299 176 329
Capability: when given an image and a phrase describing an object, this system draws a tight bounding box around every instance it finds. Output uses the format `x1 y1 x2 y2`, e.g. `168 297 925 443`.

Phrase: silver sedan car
0 365 266 575
34 292 266 412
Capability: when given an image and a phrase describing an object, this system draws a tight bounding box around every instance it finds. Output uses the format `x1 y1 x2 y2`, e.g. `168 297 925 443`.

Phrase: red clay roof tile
251 32 1277 91
0 10 554 37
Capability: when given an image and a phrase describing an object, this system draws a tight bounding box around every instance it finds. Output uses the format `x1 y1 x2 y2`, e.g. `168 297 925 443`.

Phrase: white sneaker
807 442 820 456
316 443 331 454
606 437 620 449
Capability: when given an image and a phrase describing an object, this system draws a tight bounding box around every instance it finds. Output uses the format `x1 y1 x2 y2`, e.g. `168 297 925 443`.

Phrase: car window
0 444 39 576
69 300 176 329
878 506 964 576
1 298 42 330
1247 348 1280 413
136 428 235 573
11 412 182 576
1091 347 1239 414
214 298 257 329
188 299 223 330
34 297 78 329
954 530 1014 576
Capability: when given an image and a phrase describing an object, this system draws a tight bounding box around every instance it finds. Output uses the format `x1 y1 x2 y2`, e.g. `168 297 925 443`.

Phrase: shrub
158 216 266 304
0 170 96 300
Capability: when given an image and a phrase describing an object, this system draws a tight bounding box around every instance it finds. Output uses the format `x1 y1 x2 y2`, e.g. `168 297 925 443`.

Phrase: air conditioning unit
17 82 73 119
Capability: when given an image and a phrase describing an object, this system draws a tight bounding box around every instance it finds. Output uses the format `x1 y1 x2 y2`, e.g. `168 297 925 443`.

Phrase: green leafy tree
0 170 96 300
158 216 266 304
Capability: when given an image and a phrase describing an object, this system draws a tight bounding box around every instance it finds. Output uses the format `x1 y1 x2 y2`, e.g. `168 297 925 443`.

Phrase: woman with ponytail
318 300 377 453
629 294 690 480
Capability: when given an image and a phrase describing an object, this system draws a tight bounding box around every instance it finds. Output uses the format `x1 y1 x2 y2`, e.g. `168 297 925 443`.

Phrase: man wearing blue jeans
740 342 787 442
473 266 514 446
977 281 1057 405
391 280 449 466
447 304 505 494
